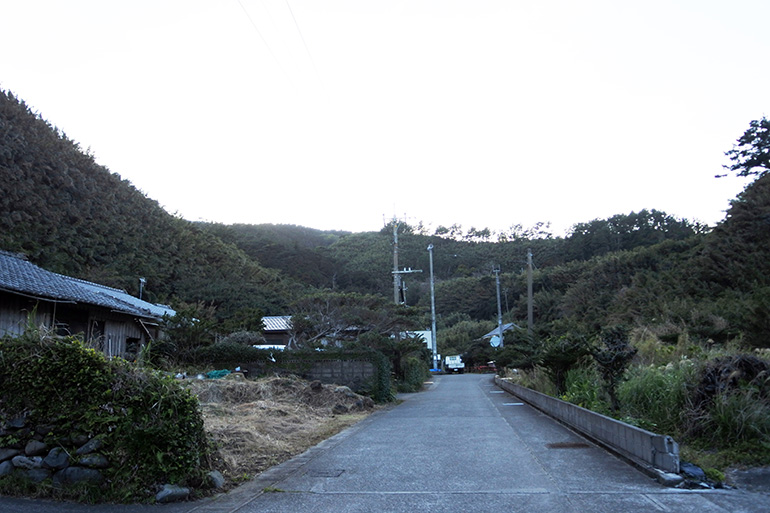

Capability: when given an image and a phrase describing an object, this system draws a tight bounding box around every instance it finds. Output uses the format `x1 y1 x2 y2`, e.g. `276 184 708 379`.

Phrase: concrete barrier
495 377 679 474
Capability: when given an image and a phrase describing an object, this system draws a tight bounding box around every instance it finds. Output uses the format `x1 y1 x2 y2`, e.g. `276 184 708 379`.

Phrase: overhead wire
236 0 292 83
284 0 323 86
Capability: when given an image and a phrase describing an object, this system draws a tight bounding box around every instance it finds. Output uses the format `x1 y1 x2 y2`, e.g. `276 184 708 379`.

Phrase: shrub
398 356 429 393
0 334 211 502
219 330 265 346
702 389 770 444
562 364 609 414
592 326 637 412
618 360 696 434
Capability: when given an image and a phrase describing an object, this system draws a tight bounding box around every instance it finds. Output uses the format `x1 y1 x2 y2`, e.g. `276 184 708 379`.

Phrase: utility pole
392 221 400 304
392 268 422 304
428 244 438 369
527 249 533 336
390 217 422 305
494 267 504 348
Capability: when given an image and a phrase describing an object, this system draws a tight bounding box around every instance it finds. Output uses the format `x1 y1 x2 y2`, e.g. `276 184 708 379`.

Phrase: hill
0 90 301 322
2 86 766 352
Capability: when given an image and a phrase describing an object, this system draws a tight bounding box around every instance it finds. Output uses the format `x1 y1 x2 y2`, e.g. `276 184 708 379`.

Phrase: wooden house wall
1 291 151 358
0 291 54 337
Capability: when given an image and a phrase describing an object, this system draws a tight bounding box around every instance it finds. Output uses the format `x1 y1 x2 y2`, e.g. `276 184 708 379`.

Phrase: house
0 250 175 358
261 315 292 349
481 322 522 347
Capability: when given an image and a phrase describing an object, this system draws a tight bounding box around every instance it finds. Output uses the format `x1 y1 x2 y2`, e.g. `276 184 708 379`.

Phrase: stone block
43 447 70 470
0 460 14 477
156 484 190 503
12 455 43 469
25 440 48 456
53 466 104 487
76 437 103 455
0 448 20 462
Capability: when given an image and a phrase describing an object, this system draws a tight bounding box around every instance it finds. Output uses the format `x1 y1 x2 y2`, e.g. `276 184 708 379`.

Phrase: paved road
2 374 769 512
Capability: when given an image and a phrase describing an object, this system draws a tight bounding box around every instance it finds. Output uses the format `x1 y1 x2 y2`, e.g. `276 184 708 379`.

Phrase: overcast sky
1 0 767 236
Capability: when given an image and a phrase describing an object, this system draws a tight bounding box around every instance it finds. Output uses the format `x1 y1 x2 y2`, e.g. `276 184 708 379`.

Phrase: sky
1 0 767 236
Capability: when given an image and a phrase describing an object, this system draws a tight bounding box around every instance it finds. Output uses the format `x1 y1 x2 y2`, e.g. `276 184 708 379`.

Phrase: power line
236 0 291 82
285 0 323 86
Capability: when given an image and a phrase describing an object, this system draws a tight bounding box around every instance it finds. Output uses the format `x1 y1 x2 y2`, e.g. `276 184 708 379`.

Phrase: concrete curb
495 377 680 477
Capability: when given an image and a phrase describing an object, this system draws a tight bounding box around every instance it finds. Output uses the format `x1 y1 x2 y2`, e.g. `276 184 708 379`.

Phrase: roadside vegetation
502 336 770 481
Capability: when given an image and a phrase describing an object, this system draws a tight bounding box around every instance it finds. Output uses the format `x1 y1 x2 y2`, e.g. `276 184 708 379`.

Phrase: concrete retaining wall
245 359 376 392
495 377 679 473
306 360 376 391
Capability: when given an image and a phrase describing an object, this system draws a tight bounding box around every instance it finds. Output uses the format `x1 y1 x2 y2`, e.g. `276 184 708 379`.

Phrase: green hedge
0 334 211 502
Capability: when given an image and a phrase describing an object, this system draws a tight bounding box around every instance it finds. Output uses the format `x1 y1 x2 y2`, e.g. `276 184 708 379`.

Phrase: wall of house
0 291 149 358
0 291 53 337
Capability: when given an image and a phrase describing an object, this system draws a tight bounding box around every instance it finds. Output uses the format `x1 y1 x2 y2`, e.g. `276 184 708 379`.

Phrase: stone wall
305 359 376 391
245 359 377 392
0 415 108 487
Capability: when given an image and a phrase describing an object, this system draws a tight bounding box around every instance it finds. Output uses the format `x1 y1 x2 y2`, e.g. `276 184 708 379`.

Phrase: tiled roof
262 315 292 331
0 250 174 320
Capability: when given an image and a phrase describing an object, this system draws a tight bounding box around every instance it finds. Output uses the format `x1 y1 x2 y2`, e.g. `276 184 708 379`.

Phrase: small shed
0 250 174 358
261 315 292 348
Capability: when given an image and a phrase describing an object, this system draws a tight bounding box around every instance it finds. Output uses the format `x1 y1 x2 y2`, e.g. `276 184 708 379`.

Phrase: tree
539 335 590 394
723 117 770 178
592 326 637 412
159 301 218 363
287 291 421 349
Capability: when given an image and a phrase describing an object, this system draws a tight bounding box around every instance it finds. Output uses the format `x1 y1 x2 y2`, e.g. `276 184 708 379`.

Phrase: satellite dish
490 335 501 347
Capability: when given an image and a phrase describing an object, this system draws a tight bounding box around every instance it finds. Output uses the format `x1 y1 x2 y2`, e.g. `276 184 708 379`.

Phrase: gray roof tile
0 250 174 320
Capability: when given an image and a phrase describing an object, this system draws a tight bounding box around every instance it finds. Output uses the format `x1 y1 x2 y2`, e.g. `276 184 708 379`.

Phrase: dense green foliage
0 332 211 502
723 116 770 177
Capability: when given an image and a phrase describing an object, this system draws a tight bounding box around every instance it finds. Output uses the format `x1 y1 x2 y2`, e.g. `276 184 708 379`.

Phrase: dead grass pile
182 374 378 488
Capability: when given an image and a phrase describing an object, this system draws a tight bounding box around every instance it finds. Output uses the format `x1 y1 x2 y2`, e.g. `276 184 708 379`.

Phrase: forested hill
0 90 300 320
3 86 767 349
198 209 707 306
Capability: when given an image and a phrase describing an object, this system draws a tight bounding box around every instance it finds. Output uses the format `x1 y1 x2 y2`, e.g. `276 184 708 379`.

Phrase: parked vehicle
444 355 465 373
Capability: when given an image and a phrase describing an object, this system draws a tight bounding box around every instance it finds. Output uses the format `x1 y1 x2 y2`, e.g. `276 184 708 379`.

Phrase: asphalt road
2 373 769 512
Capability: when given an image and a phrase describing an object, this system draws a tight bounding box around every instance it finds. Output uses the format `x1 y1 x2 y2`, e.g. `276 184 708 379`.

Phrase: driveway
2 373 768 512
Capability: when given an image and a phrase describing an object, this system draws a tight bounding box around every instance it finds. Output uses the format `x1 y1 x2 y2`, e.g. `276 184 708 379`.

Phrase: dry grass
182 374 378 488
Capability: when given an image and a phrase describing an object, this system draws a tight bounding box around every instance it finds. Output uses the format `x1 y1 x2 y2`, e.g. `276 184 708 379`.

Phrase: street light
494 267 504 348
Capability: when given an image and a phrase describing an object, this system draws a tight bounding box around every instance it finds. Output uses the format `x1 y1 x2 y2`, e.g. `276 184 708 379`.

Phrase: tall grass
702 389 770 445
561 365 609 414
617 359 696 434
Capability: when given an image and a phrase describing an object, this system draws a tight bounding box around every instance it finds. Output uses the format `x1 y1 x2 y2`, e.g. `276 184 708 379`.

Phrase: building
0 250 174 358
261 315 292 349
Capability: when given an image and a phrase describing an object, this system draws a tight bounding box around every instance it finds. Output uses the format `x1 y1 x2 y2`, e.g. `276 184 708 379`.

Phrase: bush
398 356 429 393
0 334 211 502
618 360 696 434
562 364 609 414
193 342 268 366
219 330 265 346
702 389 770 444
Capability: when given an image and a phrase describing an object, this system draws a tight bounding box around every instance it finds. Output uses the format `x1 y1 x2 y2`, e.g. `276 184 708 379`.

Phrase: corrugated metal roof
0 250 174 320
262 315 291 331
481 322 522 339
